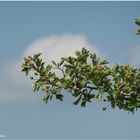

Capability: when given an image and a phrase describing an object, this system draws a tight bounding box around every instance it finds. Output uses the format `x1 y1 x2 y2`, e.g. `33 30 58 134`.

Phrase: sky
0 1 140 139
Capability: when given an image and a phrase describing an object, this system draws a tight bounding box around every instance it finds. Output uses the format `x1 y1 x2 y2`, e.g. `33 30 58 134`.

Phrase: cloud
0 61 42 104
0 34 102 104
23 34 101 63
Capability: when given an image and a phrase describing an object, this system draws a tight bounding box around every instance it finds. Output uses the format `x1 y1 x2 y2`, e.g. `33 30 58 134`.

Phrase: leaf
36 58 42 67
25 69 30 76
56 94 64 101
33 80 44 92
45 65 52 73
43 94 50 104
59 59 64 66
51 77 59 86
52 87 62 94
73 95 82 105
86 94 95 101
62 79 71 89
100 60 109 65
40 62 45 70
97 89 104 101
52 60 57 66
135 18 140 26
73 90 80 97
92 78 100 85
79 80 87 87
33 53 41 59
32 83 37 92
102 107 106 111
81 101 86 107
50 95 53 100
75 50 80 57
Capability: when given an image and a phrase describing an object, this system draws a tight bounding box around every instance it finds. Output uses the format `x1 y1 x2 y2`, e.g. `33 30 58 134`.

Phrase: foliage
21 19 140 113
135 18 140 35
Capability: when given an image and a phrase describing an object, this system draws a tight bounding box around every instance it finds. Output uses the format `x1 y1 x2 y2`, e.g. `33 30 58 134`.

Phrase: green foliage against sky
135 18 140 35
21 19 140 113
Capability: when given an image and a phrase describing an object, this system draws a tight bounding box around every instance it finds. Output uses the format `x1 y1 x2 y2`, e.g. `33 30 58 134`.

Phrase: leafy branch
21 19 140 113
135 18 140 35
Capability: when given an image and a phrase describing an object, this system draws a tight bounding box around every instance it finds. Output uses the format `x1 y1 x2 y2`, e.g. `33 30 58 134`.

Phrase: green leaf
33 81 44 92
32 83 37 92
59 59 64 66
81 101 86 107
33 53 41 59
102 107 107 111
86 94 95 101
43 95 50 104
97 89 104 101
51 77 59 86
25 69 30 76
135 18 140 26
56 94 64 101
92 78 100 85
73 95 82 105
75 50 80 57
36 58 42 67
62 79 71 89
52 87 62 94
100 60 109 65
52 60 57 66
45 65 52 73
79 80 87 87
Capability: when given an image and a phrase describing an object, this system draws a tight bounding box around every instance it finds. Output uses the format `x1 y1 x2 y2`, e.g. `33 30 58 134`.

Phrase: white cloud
0 34 102 104
0 62 42 104
23 34 101 63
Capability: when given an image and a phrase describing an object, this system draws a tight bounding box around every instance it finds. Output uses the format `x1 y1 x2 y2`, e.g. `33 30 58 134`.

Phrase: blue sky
0 1 140 139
